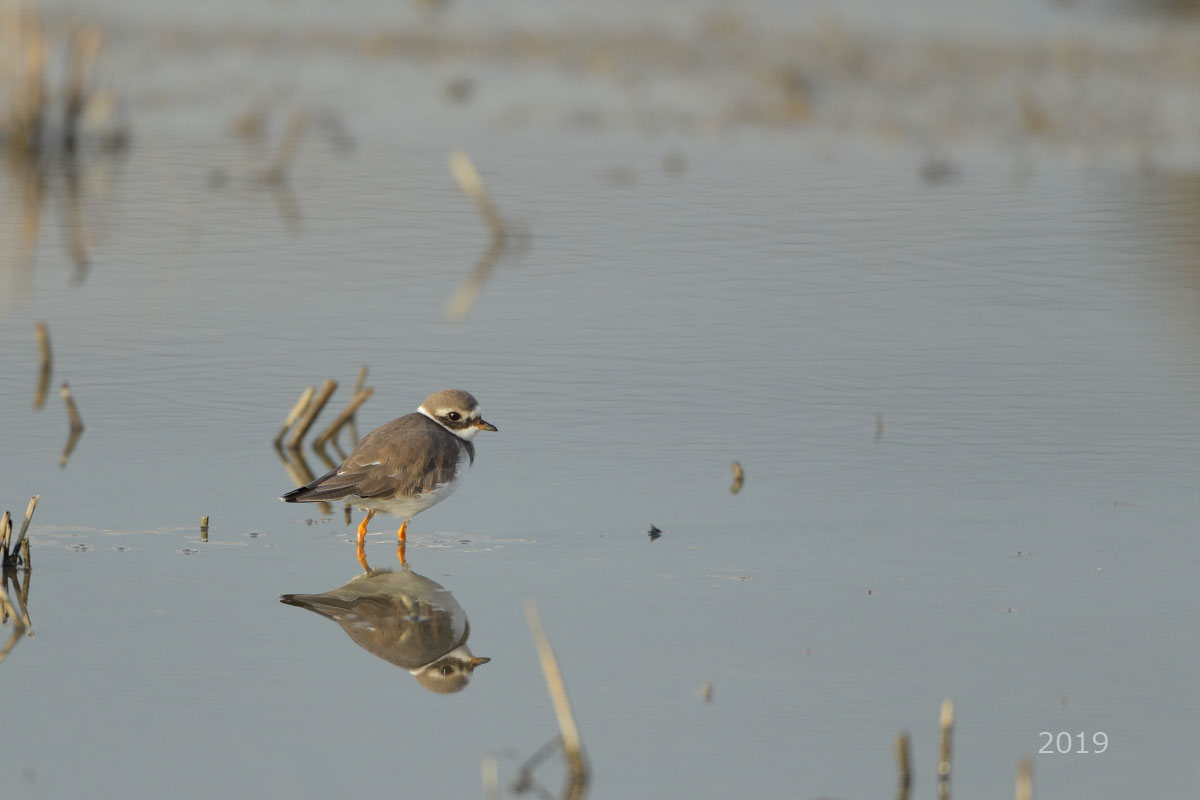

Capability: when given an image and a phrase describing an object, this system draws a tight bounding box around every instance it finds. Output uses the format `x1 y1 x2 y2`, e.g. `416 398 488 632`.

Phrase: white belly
352 451 469 522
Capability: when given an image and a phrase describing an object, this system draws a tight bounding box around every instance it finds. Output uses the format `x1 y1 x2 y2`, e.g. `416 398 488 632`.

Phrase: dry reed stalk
449 151 507 242
894 731 911 800
0 510 10 556
286 379 336 450
59 383 84 466
730 461 744 494
313 387 373 450
59 425 82 467
200 515 209 542
275 385 315 447
5 3 47 156
33 321 51 408
524 602 588 800
64 26 102 153
446 152 509 322
936 698 954 800
11 494 38 551
1014 758 1032 800
60 382 83 431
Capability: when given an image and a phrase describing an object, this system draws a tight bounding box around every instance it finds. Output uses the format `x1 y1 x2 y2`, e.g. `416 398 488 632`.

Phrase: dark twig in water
729 461 744 494
647 524 662 542
286 379 336 450
275 386 315 448
936 698 954 800
521 602 589 800
33 321 51 408
894 731 911 800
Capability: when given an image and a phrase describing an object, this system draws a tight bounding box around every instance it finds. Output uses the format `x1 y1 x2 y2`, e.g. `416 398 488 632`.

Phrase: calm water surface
2 3 1200 799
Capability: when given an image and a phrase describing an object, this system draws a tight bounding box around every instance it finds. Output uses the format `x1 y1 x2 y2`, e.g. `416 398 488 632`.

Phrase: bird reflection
281 544 489 693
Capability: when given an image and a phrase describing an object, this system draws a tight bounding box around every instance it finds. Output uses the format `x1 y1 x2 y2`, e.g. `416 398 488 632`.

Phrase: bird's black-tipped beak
475 418 498 432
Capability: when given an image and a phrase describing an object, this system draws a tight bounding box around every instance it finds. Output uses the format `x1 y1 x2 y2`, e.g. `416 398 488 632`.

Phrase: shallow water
3 3 1200 799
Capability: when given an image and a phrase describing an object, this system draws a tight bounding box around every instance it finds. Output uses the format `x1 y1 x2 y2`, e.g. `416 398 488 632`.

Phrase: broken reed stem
60 381 84 431
1014 757 1032 800
313 387 373 450
0 511 10 556
11 494 38 551
286 379 336 450
730 460 744 494
937 698 954 800
524 602 588 800
894 731 911 800
275 385 315 447
200 515 209 542
33 321 51 408
352 364 367 394
449 151 507 244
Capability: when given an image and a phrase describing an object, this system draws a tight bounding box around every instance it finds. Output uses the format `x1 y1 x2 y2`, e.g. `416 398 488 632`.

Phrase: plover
282 389 496 549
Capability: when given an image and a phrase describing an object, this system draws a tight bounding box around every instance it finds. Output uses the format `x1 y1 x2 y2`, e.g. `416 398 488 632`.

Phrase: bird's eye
447 412 461 422
440 665 454 675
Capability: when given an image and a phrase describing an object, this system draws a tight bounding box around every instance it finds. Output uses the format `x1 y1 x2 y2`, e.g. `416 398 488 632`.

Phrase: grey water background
3 1 1200 798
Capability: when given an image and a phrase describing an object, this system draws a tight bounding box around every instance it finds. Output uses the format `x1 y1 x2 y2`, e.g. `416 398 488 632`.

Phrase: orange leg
356 535 370 572
396 520 407 543
395 540 407 569
356 510 375 544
